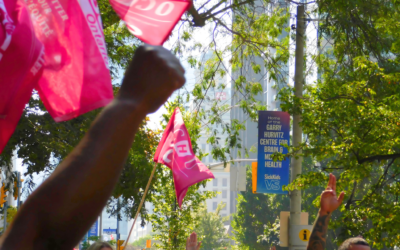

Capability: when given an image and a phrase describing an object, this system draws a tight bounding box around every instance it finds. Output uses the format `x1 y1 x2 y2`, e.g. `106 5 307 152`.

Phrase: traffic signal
146 239 151 248
13 178 24 200
117 240 125 250
0 184 7 207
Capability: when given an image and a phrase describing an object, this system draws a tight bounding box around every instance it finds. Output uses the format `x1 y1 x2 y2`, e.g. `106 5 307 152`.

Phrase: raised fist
118 45 185 114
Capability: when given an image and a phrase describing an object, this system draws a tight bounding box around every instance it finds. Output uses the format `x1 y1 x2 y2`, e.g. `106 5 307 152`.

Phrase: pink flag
27 0 113 122
109 0 191 45
0 0 44 153
0 0 113 153
154 108 214 207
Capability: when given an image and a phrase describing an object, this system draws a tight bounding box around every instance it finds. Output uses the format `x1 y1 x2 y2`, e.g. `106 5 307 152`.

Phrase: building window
213 202 218 210
221 213 227 218
222 178 228 187
221 202 227 210
213 178 218 187
222 190 227 199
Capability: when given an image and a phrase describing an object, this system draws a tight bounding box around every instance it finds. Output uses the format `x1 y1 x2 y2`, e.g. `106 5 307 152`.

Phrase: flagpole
173 198 178 248
123 162 158 248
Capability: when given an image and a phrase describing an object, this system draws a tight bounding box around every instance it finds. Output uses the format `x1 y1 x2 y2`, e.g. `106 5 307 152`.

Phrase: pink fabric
0 0 44 153
0 0 113 154
26 0 113 122
154 108 214 207
109 0 191 45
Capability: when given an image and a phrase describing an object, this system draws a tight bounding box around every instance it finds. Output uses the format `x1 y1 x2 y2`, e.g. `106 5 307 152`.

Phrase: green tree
232 158 346 250
0 206 18 233
193 202 229 250
131 234 152 248
276 0 400 249
146 100 214 249
147 165 214 249
0 0 292 230
81 236 115 250
231 165 289 250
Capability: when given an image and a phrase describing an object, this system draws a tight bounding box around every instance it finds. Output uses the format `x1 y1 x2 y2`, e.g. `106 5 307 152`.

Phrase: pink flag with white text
27 0 113 122
0 0 113 154
154 108 214 208
0 0 44 153
109 0 191 45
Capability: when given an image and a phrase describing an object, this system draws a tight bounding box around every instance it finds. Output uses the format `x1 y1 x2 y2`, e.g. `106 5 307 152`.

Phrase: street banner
88 220 98 237
257 111 290 194
154 108 214 207
103 228 117 234
109 0 191 45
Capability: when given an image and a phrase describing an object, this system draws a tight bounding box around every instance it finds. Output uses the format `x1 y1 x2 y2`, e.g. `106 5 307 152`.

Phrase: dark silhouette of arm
0 45 185 250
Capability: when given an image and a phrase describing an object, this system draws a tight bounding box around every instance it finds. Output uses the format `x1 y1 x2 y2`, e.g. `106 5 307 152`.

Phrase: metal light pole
289 4 305 250
99 213 103 240
3 201 7 232
117 198 120 241
16 172 21 210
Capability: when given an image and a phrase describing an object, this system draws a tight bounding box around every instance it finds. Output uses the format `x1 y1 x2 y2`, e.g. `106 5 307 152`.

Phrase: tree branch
319 95 365 106
188 0 254 27
203 0 254 20
358 154 400 164
188 5 206 27
201 0 228 18
345 181 357 210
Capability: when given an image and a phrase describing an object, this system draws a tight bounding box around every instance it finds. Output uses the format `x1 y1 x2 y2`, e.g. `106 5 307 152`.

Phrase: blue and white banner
257 111 290 194
88 220 98 237
103 228 117 234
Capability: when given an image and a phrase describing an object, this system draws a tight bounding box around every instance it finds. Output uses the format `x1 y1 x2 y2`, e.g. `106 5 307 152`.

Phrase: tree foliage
276 0 400 248
0 0 293 223
147 165 214 249
193 202 229 250
131 234 152 248
230 159 343 250
145 100 214 249
0 206 18 233
231 166 289 250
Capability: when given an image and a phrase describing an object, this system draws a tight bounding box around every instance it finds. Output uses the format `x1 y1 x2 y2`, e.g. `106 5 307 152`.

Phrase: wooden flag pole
123 162 158 247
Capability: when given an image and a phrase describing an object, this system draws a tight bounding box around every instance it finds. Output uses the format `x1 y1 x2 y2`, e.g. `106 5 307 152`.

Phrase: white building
199 166 231 222
127 202 154 243
99 207 129 242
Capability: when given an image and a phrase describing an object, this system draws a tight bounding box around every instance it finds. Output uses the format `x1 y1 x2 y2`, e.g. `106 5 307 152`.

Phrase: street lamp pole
289 4 305 250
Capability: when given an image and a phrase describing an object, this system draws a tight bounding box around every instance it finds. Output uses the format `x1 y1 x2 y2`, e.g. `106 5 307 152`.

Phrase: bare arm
0 45 185 250
308 210 331 250
186 232 201 250
307 174 344 250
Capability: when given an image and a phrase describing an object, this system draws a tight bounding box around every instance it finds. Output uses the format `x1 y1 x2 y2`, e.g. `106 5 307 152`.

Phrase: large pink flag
0 0 113 154
0 0 44 153
27 0 113 122
154 108 214 207
109 0 191 45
